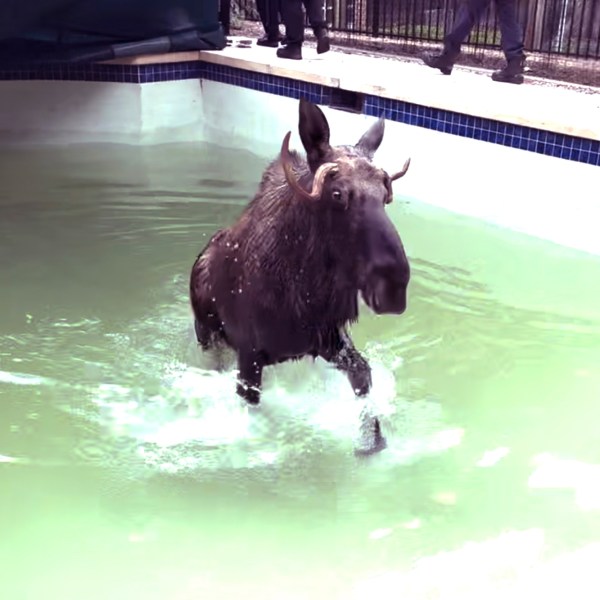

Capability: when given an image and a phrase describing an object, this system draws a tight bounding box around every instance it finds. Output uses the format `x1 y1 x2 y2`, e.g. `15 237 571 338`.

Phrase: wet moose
190 99 411 453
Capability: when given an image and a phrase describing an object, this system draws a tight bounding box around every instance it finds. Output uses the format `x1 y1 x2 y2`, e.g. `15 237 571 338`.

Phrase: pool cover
0 0 226 63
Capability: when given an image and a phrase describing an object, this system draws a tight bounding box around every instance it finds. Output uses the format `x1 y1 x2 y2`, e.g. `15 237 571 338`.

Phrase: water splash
0 370 55 386
0 278 459 478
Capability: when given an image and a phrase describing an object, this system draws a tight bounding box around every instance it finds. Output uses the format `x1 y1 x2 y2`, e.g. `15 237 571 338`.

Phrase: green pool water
1 142 600 599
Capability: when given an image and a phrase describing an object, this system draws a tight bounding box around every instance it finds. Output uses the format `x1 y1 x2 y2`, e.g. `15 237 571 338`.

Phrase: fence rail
230 0 600 59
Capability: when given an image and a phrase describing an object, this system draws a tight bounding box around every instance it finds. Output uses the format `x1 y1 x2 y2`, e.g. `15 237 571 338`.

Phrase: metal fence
229 0 600 59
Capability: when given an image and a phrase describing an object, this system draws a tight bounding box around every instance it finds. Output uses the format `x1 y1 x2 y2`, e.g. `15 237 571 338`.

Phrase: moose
190 98 411 454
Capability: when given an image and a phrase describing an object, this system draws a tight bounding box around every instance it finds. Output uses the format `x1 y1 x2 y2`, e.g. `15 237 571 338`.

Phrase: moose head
280 99 411 315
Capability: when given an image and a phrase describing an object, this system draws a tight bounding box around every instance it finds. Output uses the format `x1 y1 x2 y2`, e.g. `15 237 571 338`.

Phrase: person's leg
491 0 526 83
495 0 525 59
444 0 491 55
302 0 325 30
302 0 330 53
278 0 304 59
255 0 282 45
423 0 491 74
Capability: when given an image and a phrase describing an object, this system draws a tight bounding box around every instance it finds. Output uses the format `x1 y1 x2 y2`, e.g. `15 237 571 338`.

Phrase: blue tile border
0 61 204 83
0 59 597 166
201 62 328 104
363 95 600 166
201 63 599 166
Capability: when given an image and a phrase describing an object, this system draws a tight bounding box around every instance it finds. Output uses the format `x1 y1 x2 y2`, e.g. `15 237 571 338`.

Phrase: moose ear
298 98 332 172
355 117 385 159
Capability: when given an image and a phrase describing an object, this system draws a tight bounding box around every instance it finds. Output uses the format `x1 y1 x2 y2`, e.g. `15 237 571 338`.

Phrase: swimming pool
1 73 600 599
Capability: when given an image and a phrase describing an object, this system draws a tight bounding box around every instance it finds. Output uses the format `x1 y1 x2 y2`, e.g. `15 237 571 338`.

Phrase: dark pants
302 0 326 32
256 0 280 38
444 0 524 60
280 0 326 45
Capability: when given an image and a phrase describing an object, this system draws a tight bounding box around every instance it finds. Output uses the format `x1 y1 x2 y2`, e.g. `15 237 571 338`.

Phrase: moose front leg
236 350 264 406
329 328 372 396
323 328 387 456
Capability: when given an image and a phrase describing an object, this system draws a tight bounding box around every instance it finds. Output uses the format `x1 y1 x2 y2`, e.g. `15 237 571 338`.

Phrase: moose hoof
236 381 260 405
354 416 387 457
349 369 372 397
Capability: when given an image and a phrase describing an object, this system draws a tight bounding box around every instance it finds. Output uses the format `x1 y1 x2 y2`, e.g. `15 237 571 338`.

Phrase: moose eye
331 189 347 209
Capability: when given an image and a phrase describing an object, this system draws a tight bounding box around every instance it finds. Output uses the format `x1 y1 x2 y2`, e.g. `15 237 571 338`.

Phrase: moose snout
361 220 410 315
365 264 409 314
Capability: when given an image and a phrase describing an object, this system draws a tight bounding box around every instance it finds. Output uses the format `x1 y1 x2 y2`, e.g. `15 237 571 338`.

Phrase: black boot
492 56 526 84
315 28 330 54
256 34 282 47
276 43 302 60
422 50 458 75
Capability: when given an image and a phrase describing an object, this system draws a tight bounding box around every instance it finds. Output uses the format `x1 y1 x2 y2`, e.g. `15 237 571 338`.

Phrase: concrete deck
117 40 600 142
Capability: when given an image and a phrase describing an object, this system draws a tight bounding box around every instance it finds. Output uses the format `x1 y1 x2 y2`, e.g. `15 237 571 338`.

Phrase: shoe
422 52 456 75
316 28 330 54
276 44 302 60
492 56 526 84
256 34 282 48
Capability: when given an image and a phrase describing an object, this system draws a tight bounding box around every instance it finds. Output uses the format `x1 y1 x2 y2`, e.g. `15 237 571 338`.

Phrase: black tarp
0 0 226 64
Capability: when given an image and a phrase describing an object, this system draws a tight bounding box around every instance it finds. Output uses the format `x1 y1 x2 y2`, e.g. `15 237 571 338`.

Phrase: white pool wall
0 79 205 145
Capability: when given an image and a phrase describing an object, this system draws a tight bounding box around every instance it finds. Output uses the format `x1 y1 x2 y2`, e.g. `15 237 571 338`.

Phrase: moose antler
280 131 338 201
390 158 411 181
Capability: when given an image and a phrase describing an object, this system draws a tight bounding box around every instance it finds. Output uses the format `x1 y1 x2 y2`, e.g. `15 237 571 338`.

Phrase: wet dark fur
190 99 410 416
